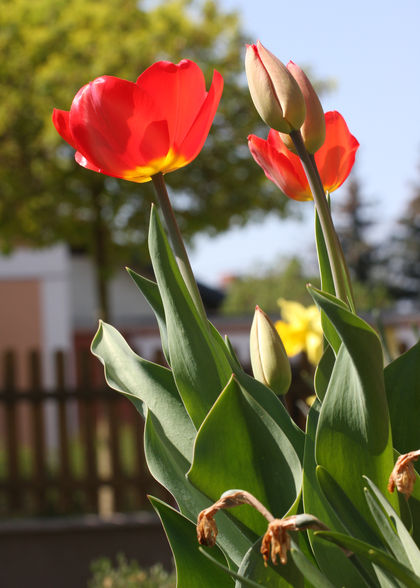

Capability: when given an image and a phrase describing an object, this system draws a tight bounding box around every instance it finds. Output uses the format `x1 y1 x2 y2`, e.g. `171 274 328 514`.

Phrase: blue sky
189 0 420 286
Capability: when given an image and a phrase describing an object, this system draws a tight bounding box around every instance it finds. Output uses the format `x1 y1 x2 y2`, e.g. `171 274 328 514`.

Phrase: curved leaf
149 205 232 428
91 321 194 462
145 410 254 567
302 401 372 587
188 376 302 537
126 267 170 363
309 287 398 521
316 531 420 587
363 477 420 575
150 497 233 588
384 340 420 460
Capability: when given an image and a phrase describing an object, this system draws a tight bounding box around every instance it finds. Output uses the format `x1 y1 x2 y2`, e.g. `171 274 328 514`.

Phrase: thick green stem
151 172 208 323
290 130 354 309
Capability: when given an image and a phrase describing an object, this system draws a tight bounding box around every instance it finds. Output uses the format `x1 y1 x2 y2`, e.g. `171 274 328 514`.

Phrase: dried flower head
261 518 297 566
388 450 420 498
197 512 218 547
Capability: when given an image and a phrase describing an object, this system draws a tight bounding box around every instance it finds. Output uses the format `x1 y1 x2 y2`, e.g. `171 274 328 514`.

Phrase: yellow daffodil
275 299 323 366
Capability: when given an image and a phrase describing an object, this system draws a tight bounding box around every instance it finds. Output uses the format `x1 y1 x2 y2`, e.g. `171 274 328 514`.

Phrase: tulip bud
279 62 326 154
250 306 292 395
245 41 306 134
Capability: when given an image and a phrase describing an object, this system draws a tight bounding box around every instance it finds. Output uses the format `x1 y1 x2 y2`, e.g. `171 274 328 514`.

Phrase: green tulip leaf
149 497 233 588
290 545 336 588
188 375 302 537
384 339 420 460
91 320 194 461
308 286 398 521
315 531 420 587
236 536 305 587
198 548 265 587
148 205 232 428
207 322 305 460
126 267 170 364
316 466 382 546
144 409 254 567
363 476 420 575
314 344 335 401
302 400 372 587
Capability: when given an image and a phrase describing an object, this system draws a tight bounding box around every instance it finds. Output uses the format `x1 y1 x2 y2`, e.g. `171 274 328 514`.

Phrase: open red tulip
248 111 359 201
52 60 223 183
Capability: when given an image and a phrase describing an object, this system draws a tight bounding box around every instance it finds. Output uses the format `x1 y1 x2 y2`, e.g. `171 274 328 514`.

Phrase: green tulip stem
152 172 208 323
290 130 355 310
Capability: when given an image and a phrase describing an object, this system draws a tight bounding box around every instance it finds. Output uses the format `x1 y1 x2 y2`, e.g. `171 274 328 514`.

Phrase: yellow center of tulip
122 149 188 183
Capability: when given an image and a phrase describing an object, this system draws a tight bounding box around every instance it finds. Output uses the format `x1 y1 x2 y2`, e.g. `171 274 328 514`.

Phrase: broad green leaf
302 400 372 587
126 267 170 363
363 477 420 575
91 321 194 462
207 321 305 460
236 537 304 587
314 344 335 401
384 340 420 460
198 548 264 587
149 497 233 588
145 411 254 567
316 466 382 546
148 205 232 427
233 371 305 461
290 545 336 588
188 376 302 537
309 287 398 520
316 531 420 587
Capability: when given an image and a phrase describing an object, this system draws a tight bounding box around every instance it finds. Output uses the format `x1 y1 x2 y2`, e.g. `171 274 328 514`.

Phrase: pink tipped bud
279 62 325 154
245 42 306 134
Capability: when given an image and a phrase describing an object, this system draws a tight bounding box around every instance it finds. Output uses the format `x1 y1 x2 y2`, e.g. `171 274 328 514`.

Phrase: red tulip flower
52 60 223 183
248 111 359 201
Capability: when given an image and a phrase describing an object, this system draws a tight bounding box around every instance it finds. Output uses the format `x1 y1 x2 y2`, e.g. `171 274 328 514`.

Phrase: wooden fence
0 349 169 519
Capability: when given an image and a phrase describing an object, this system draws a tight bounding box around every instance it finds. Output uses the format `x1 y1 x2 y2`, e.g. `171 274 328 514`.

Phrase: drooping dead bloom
261 518 295 565
388 450 420 498
197 512 218 547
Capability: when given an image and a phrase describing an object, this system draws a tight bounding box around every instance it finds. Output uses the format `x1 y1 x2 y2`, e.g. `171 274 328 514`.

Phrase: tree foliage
221 257 321 315
386 188 420 300
1 0 291 316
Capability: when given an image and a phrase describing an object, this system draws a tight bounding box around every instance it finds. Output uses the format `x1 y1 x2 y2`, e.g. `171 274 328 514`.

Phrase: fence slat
29 350 47 514
56 351 72 513
3 351 20 512
78 349 99 513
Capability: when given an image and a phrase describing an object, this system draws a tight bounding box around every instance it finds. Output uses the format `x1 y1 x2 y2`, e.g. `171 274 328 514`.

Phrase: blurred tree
386 188 420 300
221 257 320 315
334 176 375 283
0 0 288 320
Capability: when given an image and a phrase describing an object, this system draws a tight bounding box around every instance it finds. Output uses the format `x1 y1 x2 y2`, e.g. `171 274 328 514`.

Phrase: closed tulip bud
250 306 292 395
245 41 306 134
279 61 326 154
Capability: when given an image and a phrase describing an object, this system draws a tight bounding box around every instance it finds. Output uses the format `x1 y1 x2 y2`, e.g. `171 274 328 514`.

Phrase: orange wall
0 279 42 389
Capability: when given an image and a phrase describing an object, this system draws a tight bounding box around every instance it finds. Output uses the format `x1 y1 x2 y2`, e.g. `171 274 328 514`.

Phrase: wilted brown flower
197 512 218 547
261 518 294 565
388 450 420 498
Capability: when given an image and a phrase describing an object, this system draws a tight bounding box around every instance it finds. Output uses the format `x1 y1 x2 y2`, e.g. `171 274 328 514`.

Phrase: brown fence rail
0 349 169 519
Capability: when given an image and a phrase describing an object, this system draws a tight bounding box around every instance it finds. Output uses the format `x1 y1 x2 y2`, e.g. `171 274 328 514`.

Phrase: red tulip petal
137 60 210 147
52 109 78 150
69 76 169 176
176 70 224 165
316 111 359 192
248 132 311 201
75 151 102 173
